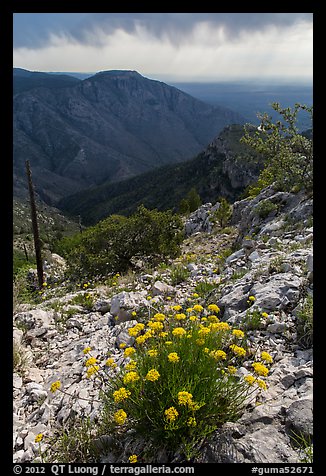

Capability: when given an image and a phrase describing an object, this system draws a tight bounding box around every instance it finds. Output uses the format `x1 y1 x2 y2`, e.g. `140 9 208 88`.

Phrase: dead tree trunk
25 160 44 288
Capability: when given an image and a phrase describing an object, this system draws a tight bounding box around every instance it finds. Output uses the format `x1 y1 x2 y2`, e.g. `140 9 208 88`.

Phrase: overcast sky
13 13 313 83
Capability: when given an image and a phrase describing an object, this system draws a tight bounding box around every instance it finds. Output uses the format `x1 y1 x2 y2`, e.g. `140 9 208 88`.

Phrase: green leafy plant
255 199 278 219
212 197 232 228
170 265 190 285
296 295 313 349
99 303 272 461
59 206 183 280
241 102 313 194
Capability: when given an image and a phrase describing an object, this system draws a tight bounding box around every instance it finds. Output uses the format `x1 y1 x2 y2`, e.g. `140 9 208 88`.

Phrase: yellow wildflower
86 365 99 378
187 417 197 427
207 304 220 314
129 455 138 463
125 360 137 371
148 321 164 332
165 406 179 422
193 304 204 312
114 409 127 425
145 369 160 381
119 343 127 349
261 351 273 363
159 331 168 338
105 358 117 368
124 347 136 358
228 366 237 374
196 339 205 346
113 387 131 403
261 312 269 318
175 313 187 320
248 295 256 301
232 329 245 339
165 341 173 345
85 357 98 367
172 305 182 311
178 391 193 406
252 362 269 377
35 433 43 443
172 327 186 337
135 335 146 345
153 313 165 321
257 379 268 390
50 381 61 393
168 352 180 363
208 315 219 323
83 346 91 354
186 307 193 313
244 375 256 385
123 371 140 384
209 349 227 360
189 315 197 321
193 293 199 298
229 344 247 357
147 349 158 357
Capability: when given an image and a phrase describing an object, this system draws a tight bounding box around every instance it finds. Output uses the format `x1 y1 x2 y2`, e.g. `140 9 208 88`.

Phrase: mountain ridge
13 69 245 204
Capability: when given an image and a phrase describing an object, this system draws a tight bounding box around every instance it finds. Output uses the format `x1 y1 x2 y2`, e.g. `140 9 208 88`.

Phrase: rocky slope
13 185 313 463
13 69 244 204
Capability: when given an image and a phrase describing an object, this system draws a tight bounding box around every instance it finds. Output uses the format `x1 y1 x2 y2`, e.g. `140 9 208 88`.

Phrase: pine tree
186 187 201 212
214 197 232 228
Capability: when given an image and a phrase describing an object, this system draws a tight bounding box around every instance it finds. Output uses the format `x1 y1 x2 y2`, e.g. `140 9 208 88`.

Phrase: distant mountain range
58 124 264 225
13 68 245 204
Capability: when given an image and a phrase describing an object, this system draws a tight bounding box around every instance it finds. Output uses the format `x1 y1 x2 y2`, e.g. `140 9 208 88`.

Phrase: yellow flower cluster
177 391 193 406
145 369 160 381
113 387 131 403
229 344 247 357
168 352 180 363
232 329 245 339
86 365 99 378
123 371 140 384
172 327 186 337
207 304 220 314
153 313 165 321
175 313 186 320
148 321 164 332
252 362 269 377
147 349 158 357
209 349 227 360
165 406 179 422
124 347 136 358
193 304 204 313
114 409 127 425
106 358 117 368
261 352 273 363
83 347 91 354
129 455 138 463
35 433 43 443
128 323 145 337
85 357 98 367
125 360 137 371
50 381 61 393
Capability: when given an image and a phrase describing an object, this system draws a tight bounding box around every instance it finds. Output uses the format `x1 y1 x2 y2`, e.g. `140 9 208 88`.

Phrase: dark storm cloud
14 13 313 49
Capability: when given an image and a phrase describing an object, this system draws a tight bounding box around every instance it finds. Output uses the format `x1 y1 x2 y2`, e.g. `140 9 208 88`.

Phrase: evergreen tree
214 197 232 228
186 187 201 212
178 198 190 215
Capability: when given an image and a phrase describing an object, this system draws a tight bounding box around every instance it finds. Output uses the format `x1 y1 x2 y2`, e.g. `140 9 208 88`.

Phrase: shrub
212 197 232 228
296 295 313 349
98 303 272 460
241 102 313 194
170 265 190 285
255 199 278 219
60 206 183 280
